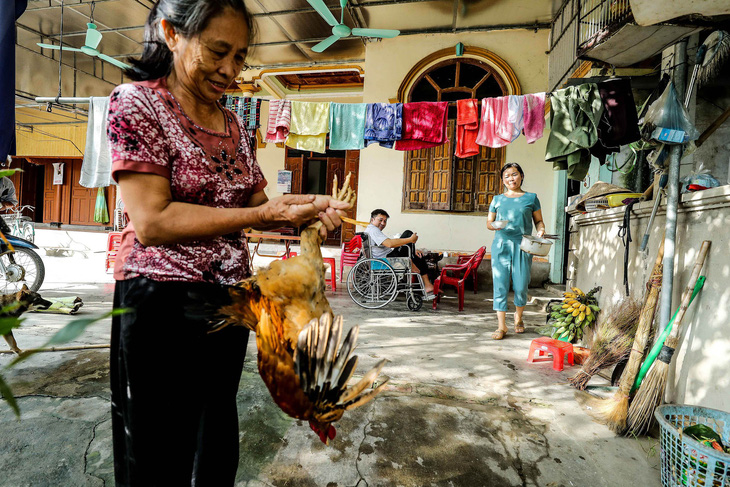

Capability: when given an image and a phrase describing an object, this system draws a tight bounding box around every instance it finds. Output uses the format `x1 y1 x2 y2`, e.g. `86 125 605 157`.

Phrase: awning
629 0 730 26
1 0 28 161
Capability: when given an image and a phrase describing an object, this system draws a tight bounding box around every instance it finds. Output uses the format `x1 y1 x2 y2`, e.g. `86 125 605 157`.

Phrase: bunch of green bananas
548 286 601 342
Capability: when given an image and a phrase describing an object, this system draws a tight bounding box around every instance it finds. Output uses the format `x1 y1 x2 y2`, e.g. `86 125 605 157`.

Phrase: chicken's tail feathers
295 314 388 421
212 280 262 333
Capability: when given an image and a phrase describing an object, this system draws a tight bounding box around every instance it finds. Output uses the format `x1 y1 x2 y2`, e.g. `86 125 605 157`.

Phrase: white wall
568 186 730 409
357 30 553 254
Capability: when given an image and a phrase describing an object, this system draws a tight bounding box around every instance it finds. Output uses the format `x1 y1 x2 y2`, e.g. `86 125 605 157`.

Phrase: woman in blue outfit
487 163 546 340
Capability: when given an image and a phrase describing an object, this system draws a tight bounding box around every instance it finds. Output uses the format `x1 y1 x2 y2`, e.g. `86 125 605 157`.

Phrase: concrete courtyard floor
0 242 662 487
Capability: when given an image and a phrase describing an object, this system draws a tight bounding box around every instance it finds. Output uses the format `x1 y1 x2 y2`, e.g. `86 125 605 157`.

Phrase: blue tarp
1 1 28 161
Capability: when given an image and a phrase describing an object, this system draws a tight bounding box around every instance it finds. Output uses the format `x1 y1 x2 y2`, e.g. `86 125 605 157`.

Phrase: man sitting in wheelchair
364 209 435 299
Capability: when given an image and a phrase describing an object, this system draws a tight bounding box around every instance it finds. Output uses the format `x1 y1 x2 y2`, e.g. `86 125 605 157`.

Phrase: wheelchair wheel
347 258 398 309
406 292 423 311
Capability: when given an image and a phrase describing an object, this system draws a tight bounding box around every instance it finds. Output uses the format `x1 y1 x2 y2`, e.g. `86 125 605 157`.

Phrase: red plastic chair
339 235 362 282
457 247 487 293
105 231 123 273
432 246 486 311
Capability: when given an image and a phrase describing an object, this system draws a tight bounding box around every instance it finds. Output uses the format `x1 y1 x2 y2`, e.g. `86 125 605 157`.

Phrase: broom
593 238 666 433
568 297 641 390
626 241 711 435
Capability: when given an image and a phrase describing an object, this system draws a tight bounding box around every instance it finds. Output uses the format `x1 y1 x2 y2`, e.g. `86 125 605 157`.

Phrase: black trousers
111 277 250 487
388 229 430 276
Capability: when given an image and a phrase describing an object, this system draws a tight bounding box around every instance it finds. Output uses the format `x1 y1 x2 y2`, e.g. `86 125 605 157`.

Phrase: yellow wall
356 30 553 254
15 120 87 158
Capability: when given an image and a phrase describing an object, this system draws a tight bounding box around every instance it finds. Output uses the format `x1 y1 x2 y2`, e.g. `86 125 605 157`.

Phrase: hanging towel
476 96 512 148
265 99 291 144
286 101 330 154
589 78 641 164
329 103 367 150
507 95 525 141
364 103 402 149
456 99 480 158
544 84 604 181
394 101 449 151
522 92 546 144
80 96 114 188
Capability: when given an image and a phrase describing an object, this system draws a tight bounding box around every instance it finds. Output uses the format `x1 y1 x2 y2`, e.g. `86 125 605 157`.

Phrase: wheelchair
346 233 429 311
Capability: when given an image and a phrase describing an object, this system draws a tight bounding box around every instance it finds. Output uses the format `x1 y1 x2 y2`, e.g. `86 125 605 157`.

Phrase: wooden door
324 157 345 246
41 158 73 224
342 150 360 243
69 160 108 226
284 154 306 195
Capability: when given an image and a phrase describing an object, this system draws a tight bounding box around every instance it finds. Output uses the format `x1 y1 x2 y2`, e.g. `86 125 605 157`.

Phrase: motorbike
0 232 45 294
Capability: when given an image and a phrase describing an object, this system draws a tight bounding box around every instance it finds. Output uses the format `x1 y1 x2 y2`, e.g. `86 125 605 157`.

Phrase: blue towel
329 103 366 150
364 103 402 149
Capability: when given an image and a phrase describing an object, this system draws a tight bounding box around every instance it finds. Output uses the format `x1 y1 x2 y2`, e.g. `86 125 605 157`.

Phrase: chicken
217 174 388 444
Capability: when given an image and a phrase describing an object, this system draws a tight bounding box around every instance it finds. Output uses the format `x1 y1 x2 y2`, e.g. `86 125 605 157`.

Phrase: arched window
398 47 520 213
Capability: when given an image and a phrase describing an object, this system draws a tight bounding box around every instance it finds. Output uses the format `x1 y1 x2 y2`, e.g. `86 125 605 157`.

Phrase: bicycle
1 205 36 243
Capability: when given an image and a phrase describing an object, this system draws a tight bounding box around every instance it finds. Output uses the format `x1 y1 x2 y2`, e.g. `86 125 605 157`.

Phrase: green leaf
0 169 22 178
45 308 130 346
0 301 21 315
0 316 23 336
9 308 131 367
0 372 20 418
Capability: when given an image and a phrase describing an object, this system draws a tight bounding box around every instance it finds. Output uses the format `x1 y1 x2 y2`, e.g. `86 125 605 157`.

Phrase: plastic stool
322 257 336 291
527 337 574 371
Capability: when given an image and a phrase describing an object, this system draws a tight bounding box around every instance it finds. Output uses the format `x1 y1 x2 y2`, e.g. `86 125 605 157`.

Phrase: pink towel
476 96 513 148
264 99 291 143
522 92 546 143
394 102 448 151
456 99 479 158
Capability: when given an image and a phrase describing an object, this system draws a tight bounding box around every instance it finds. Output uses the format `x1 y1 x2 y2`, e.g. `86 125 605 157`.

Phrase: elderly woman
107 0 349 484
486 163 545 340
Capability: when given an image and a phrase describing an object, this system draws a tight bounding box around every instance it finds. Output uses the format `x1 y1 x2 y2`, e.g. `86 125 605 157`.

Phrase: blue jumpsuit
489 192 541 312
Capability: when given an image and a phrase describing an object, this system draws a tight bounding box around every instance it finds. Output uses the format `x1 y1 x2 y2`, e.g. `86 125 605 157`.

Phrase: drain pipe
658 38 688 334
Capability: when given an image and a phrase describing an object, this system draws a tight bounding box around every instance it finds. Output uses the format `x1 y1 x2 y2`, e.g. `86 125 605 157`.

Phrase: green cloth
33 296 83 315
545 84 604 181
94 187 109 224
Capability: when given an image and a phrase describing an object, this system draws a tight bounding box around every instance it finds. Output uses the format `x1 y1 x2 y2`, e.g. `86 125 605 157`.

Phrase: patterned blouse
107 78 267 284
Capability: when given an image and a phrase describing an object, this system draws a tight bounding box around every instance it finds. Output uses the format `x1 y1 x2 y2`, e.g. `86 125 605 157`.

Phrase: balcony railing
548 0 632 91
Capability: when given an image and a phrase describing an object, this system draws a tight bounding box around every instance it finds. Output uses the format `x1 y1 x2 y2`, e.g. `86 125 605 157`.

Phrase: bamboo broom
626 240 711 435
593 238 665 433
567 297 641 390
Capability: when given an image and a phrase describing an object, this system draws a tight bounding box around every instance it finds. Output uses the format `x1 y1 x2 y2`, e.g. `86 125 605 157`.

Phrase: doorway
284 147 359 246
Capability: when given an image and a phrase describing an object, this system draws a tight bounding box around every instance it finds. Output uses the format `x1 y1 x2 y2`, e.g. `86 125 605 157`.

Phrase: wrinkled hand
415 249 423 258
259 194 352 239
410 233 419 244
536 229 545 238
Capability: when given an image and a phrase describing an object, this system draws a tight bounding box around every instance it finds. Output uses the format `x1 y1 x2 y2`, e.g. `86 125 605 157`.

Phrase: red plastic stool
527 337 574 371
322 257 336 291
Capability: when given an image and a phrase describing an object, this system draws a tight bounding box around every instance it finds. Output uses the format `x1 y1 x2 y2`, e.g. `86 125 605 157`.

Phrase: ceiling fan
37 22 131 70
307 0 400 53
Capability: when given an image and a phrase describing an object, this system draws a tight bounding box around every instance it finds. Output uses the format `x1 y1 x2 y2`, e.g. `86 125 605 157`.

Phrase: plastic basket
655 404 730 486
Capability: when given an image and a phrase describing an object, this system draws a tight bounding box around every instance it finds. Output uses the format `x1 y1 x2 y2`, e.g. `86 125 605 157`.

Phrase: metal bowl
520 234 553 256
492 220 509 230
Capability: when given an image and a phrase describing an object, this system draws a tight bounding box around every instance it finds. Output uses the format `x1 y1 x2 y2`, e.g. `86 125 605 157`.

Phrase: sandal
492 329 507 340
514 321 525 334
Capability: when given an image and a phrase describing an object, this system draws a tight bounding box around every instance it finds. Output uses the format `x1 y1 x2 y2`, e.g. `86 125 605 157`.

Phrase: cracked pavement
0 258 661 486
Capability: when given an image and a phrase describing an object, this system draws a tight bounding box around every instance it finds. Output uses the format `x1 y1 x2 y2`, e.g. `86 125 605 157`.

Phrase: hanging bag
641 81 699 144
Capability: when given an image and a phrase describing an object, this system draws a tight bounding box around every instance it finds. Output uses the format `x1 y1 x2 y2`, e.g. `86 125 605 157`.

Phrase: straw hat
575 181 630 211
